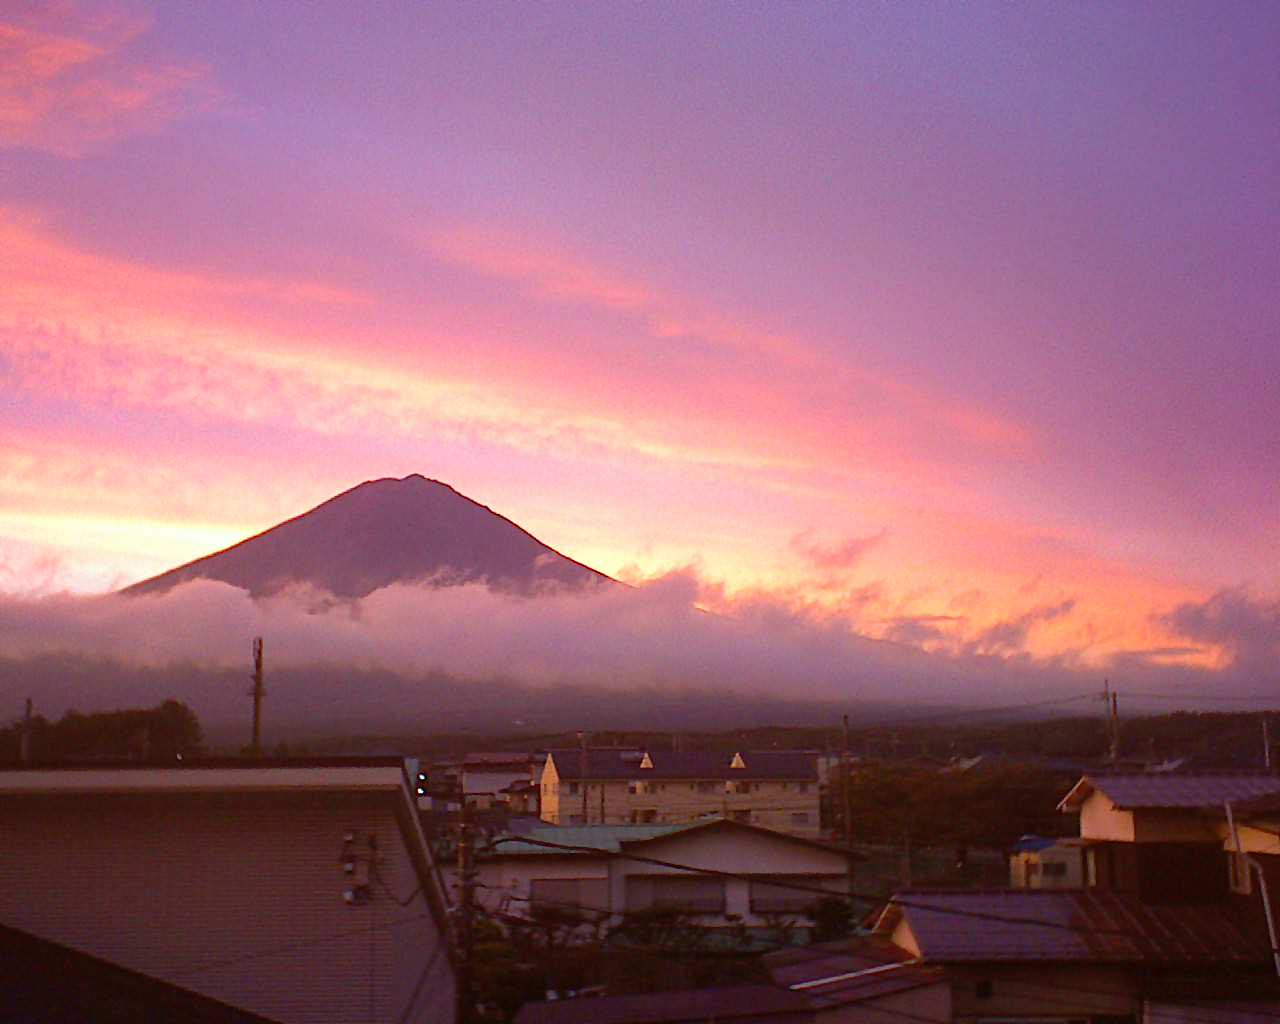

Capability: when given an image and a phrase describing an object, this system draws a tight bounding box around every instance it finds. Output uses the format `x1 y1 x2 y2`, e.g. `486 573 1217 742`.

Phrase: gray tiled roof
880 889 1269 965
1063 773 1280 810
548 749 817 782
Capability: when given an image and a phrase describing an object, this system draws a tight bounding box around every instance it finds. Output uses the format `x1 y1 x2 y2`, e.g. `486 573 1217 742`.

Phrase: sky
1 1 1278 703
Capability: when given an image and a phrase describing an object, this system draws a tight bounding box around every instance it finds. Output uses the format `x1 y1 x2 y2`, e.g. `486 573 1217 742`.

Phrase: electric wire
477 888 1280 1024
168 909 435 978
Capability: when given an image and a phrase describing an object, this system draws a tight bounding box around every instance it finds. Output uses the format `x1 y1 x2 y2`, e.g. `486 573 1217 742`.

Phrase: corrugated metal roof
549 750 817 782
882 889 1270 965
1062 773 1280 810
763 938 944 1009
513 984 813 1024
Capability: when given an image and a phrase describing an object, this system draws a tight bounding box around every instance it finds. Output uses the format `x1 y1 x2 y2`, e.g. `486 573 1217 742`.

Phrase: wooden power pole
19 697 32 764
579 730 589 824
841 714 853 848
250 637 265 755
456 801 476 1024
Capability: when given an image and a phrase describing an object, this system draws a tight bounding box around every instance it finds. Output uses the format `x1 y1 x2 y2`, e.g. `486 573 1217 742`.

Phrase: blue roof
1009 835 1058 854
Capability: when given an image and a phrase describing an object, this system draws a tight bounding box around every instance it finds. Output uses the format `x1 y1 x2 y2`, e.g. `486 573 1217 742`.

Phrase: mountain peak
122 476 613 599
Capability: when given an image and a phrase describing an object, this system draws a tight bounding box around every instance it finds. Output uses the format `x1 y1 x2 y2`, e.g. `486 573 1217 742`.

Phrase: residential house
478 817 855 935
873 887 1275 1022
540 749 820 835
461 751 537 809
1009 835 1088 889
511 771 1280 1024
0 758 456 1024
1056 772 1280 901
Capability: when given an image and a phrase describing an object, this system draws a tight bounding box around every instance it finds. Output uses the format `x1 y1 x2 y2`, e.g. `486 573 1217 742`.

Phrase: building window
732 810 751 822
1042 861 1068 879
568 783 579 796
790 812 810 825
628 875 726 913
727 781 751 794
696 781 716 793
530 878 609 915
749 875 844 913
798 783 809 794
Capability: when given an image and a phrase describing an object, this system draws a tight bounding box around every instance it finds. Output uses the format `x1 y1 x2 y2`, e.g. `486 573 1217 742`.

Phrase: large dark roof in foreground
0 923 280 1023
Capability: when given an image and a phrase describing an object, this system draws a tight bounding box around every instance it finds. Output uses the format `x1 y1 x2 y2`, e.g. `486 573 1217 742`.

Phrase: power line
489 833 1278 953
168 910 435 978
477 890 1280 1024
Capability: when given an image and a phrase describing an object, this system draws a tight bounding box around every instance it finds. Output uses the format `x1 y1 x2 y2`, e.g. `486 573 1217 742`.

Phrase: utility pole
250 637 265 756
579 730 589 825
19 697 32 764
1264 717 1272 771
456 801 476 1024
1109 688 1120 765
841 714 853 849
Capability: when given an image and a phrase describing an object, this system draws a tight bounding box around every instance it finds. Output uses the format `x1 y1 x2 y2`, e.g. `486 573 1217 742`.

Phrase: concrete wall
0 790 453 1024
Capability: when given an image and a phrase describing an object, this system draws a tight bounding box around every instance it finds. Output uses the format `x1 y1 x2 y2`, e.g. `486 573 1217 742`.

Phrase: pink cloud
0 5 216 156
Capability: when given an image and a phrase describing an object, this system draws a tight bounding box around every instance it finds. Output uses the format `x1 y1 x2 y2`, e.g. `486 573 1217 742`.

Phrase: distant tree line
0 700 204 762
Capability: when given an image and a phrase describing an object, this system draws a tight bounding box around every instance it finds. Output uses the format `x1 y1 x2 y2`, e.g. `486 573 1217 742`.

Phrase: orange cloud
0 6 215 156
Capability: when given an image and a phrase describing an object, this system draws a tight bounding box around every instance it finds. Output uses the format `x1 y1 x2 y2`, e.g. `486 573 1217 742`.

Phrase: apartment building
0 759 456 1024
540 749 819 835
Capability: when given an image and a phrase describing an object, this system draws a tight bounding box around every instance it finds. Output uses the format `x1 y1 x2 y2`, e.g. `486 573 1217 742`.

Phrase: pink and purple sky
2 1 1278 684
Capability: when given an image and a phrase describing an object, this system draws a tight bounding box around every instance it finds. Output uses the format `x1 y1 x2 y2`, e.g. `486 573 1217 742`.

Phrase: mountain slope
122 475 613 598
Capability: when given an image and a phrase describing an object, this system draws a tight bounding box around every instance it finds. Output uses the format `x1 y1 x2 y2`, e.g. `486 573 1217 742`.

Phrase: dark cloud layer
0 577 1273 736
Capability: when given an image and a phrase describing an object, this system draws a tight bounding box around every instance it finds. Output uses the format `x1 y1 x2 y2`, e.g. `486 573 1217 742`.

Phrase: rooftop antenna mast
250 637 265 756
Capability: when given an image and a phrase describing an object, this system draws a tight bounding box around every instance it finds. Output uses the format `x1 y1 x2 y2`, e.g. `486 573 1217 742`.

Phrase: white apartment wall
0 790 454 1024
476 854 610 917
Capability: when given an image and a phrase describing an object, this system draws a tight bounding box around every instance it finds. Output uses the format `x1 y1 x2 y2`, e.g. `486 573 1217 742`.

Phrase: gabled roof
548 749 817 782
488 823 689 856
487 817 859 860
1058 772 1280 812
875 889 1270 966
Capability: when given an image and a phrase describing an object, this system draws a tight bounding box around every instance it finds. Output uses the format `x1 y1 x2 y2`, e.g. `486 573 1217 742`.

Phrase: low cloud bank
0 574 1272 732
